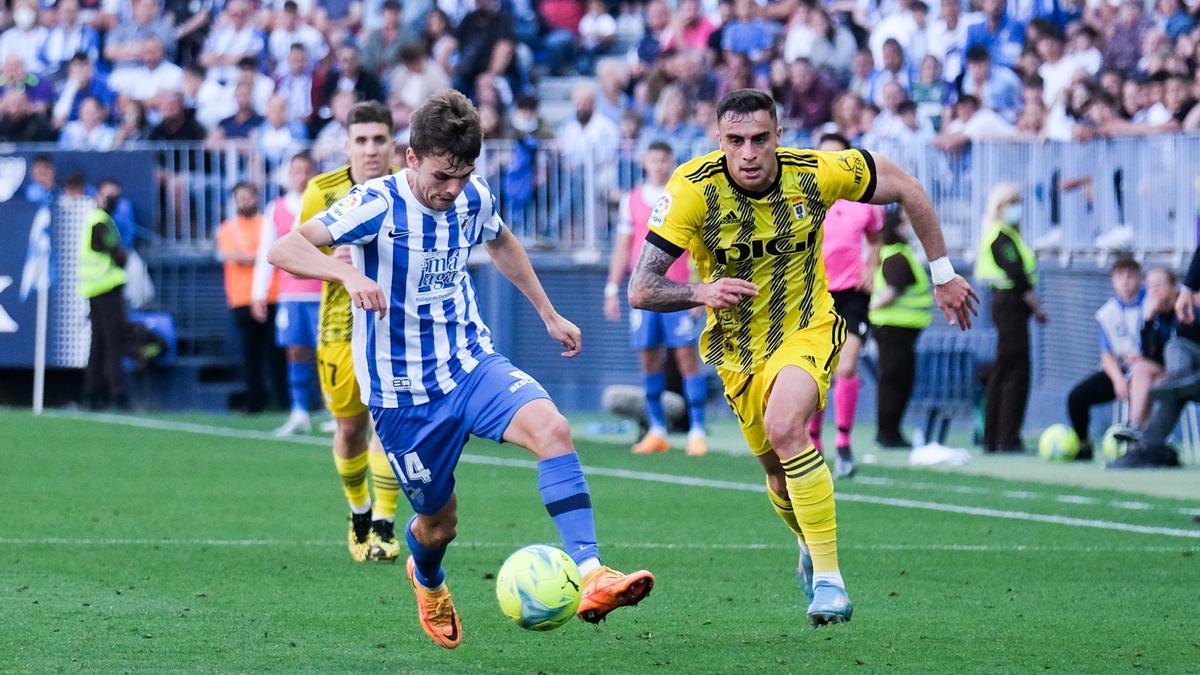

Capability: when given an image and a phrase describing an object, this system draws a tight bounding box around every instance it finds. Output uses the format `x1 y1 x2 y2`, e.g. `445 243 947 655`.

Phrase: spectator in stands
576 0 617 75
58 96 115 150
38 0 100 78
80 181 130 411
268 1 327 75
674 49 718 105
796 7 857 86
1104 0 1153 75
502 95 542 231
321 46 386 112
148 92 206 141
928 0 969 81
182 64 231 130
109 37 184 103
722 0 777 75
1037 25 1089 108
782 57 838 131
200 0 264 85
0 0 48 73
312 89 356 166
871 0 930 66
387 42 451 122
163 0 214 67
313 0 363 34
104 0 175 75
870 209 932 449
254 94 306 163
1110 260 1196 467
1068 24 1103 75
966 0 1026 70
662 0 714 52
632 0 670 76
911 55 951 131
715 52 758 100
217 181 286 414
51 52 114 128
931 94 1017 153
1015 96 1049 137
113 97 151 145
821 92 868 143
418 8 456 70
1067 259 1176 459
0 89 55 142
639 84 702 157
454 0 517 95
976 182 1046 454
866 38 914 104
362 0 410 76
556 83 619 223
275 45 314 125
209 79 265 143
958 44 1023 123
594 58 631 123
23 154 57 205
847 48 876 100
0 55 54 109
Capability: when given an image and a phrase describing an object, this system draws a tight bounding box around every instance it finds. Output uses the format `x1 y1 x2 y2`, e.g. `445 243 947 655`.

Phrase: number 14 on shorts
388 452 433 484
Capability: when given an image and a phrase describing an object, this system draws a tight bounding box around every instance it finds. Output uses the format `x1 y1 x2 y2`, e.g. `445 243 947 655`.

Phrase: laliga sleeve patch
327 192 363 219
648 193 672 228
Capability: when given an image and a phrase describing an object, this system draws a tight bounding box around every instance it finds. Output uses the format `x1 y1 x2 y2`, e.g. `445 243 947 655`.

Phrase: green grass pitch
2 408 1198 673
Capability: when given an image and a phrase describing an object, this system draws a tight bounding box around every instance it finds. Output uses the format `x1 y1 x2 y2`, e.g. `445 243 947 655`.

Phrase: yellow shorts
718 312 847 456
317 342 367 419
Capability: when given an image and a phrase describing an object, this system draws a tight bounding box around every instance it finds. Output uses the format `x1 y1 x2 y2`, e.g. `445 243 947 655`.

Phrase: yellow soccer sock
765 478 805 541
333 450 371 512
368 446 400 521
781 446 839 574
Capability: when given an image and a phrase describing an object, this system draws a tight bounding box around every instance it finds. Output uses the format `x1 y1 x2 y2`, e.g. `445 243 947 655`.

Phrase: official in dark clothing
80 183 130 409
869 211 933 448
975 183 1047 453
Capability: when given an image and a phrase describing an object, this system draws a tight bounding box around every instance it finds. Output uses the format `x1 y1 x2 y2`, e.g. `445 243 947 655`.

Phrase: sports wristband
929 256 956 285
604 282 619 297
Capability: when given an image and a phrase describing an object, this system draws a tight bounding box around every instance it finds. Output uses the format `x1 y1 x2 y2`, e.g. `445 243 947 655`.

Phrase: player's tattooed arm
629 242 759 311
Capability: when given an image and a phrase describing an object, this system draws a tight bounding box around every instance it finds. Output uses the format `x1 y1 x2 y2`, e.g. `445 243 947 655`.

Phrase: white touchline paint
37 411 1200 539
0 537 1196 554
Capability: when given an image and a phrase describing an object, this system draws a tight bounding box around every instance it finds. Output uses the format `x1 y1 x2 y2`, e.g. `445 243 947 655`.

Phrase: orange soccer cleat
576 566 655 623
405 556 462 649
632 432 669 455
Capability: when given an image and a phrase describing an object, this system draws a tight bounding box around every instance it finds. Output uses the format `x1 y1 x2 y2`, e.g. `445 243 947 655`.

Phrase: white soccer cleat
273 410 312 436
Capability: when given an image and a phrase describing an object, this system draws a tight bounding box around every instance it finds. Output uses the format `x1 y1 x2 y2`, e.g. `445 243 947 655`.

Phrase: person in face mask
79 180 130 410
975 182 1047 454
0 0 48 73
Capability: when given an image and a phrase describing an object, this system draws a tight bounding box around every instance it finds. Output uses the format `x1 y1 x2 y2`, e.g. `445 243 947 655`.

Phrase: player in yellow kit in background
299 101 402 562
628 89 979 625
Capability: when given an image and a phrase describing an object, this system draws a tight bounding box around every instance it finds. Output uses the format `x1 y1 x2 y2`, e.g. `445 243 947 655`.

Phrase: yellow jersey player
299 101 402 563
629 89 979 626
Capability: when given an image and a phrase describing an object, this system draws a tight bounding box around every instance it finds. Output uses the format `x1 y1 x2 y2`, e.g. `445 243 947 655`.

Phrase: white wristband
929 257 956 285
604 282 619 297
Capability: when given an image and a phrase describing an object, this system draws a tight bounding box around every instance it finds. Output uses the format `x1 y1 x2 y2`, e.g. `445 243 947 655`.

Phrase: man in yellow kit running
628 89 979 626
300 101 402 562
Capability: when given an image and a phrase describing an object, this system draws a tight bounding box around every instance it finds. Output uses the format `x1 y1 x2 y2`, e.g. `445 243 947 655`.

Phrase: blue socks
684 374 707 432
537 453 600 568
644 372 667 432
288 361 314 413
406 515 447 589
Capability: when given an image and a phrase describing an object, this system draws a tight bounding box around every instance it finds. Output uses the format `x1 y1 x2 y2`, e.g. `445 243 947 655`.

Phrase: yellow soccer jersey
647 147 877 374
299 164 398 346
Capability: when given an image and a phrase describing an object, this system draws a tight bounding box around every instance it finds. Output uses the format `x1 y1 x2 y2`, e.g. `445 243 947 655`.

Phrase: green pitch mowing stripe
1 409 1198 673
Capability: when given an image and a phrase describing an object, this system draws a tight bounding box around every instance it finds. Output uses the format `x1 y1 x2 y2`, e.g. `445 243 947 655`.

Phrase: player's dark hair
716 88 777 123
646 141 673 155
1110 255 1141 275
409 90 483 169
817 132 851 150
347 100 395 133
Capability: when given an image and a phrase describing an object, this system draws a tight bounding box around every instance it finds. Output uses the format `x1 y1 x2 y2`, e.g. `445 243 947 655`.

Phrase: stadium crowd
2 0 1200 156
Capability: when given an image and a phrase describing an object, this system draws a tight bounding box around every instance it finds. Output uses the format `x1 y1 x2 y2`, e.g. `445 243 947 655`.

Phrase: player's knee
532 413 573 455
835 358 857 379
765 416 807 454
422 513 458 548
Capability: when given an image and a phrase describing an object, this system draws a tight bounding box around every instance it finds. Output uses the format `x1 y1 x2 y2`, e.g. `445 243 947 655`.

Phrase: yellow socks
780 446 839 574
368 446 399 521
333 450 371 513
766 478 804 540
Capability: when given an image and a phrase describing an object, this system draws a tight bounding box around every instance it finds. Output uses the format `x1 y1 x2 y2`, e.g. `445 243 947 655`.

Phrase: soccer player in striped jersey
269 91 654 649
628 89 978 626
300 102 402 563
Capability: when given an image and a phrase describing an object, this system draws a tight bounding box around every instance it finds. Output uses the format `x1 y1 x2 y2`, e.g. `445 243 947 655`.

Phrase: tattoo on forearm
628 243 699 312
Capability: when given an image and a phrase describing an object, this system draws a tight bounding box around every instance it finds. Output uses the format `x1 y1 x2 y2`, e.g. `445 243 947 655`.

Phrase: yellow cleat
367 519 401 562
632 432 669 455
406 556 462 649
576 566 655 623
685 435 708 457
347 511 372 562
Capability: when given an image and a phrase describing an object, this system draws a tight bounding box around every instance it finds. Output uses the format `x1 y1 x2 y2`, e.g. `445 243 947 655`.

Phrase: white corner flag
19 205 52 415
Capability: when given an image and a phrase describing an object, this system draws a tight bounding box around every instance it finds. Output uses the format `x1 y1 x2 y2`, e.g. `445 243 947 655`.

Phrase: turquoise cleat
797 544 814 603
807 582 853 627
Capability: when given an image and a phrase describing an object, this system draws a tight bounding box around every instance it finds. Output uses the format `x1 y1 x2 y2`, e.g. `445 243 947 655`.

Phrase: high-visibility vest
869 243 933 329
79 208 126 298
975 220 1037 290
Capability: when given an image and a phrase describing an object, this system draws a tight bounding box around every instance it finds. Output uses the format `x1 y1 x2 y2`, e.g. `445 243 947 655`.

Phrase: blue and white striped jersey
316 170 503 407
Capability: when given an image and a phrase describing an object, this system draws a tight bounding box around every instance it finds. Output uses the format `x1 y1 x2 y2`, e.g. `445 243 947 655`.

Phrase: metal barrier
8 134 1198 259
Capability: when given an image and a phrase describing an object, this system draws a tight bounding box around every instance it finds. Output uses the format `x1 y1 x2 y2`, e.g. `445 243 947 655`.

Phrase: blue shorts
630 308 701 350
370 353 551 515
275 300 320 348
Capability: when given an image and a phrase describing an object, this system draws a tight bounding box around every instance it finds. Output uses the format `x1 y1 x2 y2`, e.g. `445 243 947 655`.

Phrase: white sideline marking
39 412 1200 540
1110 501 1154 511
1056 495 1099 505
0 537 1197 554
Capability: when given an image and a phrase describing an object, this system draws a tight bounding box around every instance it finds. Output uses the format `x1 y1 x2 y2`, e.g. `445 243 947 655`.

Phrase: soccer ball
496 545 582 631
1038 424 1080 461
1101 424 1130 461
